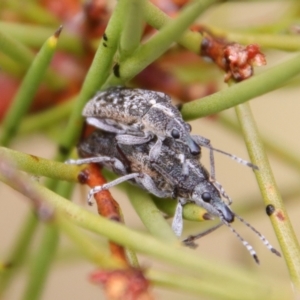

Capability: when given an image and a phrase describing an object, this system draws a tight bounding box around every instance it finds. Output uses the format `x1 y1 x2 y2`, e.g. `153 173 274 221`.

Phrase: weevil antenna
234 213 281 257
222 220 260 264
210 146 259 170
182 222 223 248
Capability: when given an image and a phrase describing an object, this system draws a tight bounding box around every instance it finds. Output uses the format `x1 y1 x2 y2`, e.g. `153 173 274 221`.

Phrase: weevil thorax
142 99 200 155
192 181 235 223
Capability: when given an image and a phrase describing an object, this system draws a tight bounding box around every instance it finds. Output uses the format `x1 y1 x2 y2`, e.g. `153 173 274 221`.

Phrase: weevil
83 87 258 178
67 130 280 263
82 86 200 161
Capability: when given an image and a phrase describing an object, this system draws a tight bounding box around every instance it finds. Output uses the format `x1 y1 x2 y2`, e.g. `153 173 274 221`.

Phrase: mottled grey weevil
82 86 200 161
67 130 280 263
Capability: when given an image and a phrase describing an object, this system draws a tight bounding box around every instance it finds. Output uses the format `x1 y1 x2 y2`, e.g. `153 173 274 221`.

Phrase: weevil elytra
67 130 280 263
82 86 200 162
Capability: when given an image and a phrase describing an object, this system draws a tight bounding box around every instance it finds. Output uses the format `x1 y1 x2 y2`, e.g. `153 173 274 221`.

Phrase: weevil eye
171 129 180 139
185 123 192 132
201 192 212 202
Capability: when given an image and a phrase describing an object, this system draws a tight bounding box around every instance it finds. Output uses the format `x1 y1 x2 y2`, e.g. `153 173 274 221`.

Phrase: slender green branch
147 269 289 300
218 114 300 172
152 196 210 222
0 21 83 56
0 167 284 293
235 102 300 294
0 52 25 78
103 0 219 87
126 186 178 243
119 0 144 60
144 0 202 53
0 27 62 146
0 26 67 89
210 27 300 51
23 175 74 300
57 0 129 161
23 224 59 300
0 214 38 295
181 52 300 120
19 98 75 134
0 147 80 181
2 0 60 26
57 214 125 269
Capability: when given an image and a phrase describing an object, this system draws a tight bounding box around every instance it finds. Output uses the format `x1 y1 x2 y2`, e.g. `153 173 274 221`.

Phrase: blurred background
0 1 299 299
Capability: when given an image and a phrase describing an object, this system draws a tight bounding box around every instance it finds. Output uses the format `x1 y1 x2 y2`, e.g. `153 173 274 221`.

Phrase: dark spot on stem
103 33 108 41
30 154 39 162
110 215 121 222
103 42 107 47
113 63 120 78
78 170 89 184
58 145 69 155
266 204 275 216
276 210 285 221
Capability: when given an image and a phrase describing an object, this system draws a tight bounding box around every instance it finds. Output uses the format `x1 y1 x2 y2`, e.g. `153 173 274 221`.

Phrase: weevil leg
177 153 189 176
66 156 116 165
137 173 171 198
116 132 153 145
149 138 163 162
87 172 141 205
66 156 127 175
86 117 126 134
152 163 178 186
172 198 187 236
191 135 216 180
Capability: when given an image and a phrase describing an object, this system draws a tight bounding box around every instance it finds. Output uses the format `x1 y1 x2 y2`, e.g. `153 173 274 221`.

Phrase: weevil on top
82 86 200 162
67 129 280 264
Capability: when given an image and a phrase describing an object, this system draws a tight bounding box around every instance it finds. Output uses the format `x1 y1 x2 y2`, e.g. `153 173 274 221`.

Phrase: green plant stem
144 0 202 53
0 168 285 296
23 181 74 300
0 147 80 181
181 52 300 120
152 196 210 222
0 21 83 56
126 186 178 243
103 0 219 87
2 1 60 26
0 27 62 146
23 224 59 300
235 102 300 294
0 26 66 89
57 0 128 161
18 98 74 134
0 53 24 78
210 26 300 51
218 114 300 172
57 214 125 269
0 213 38 295
147 269 283 300
119 0 144 60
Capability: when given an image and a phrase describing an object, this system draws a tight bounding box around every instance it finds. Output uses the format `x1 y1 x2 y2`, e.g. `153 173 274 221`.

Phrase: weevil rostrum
67 130 280 263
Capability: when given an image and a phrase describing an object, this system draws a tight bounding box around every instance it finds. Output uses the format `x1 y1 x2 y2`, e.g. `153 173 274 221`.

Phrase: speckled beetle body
82 87 200 161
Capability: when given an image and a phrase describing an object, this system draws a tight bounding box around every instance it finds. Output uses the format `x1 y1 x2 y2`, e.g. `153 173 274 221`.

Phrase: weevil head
192 181 234 223
165 120 200 155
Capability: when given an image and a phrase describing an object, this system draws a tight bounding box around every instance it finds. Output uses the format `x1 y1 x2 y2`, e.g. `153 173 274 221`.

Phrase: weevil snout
188 137 200 155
